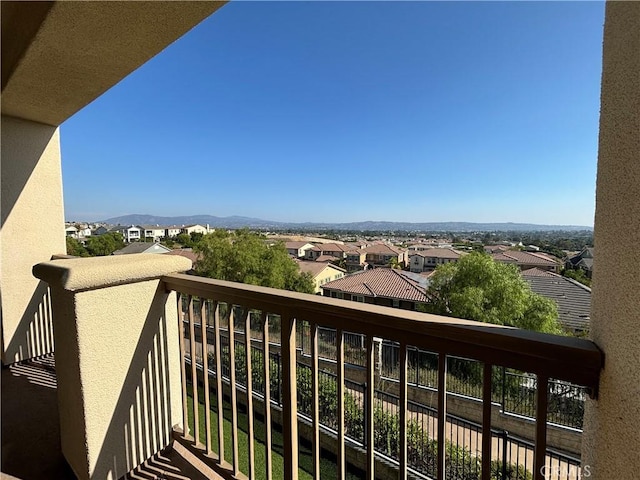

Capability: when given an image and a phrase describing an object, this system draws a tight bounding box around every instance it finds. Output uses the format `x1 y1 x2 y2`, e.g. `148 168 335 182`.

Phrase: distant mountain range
101 214 593 232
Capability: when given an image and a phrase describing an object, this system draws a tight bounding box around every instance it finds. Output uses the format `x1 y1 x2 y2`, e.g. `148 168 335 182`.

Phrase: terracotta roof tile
409 248 464 259
321 269 428 302
493 251 559 266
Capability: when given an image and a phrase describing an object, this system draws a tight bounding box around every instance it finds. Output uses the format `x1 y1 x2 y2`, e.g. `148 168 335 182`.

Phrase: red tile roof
296 260 345 277
492 251 559 266
166 248 200 266
316 255 340 262
321 268 428 302
409 248 464 259
521 267 557 277
363 244 405 255
285 241 312 249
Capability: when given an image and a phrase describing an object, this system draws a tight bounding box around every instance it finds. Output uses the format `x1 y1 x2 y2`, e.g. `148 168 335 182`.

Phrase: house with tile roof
522 268 591 336
304 243 357 261
321 268 428 310
285 241 316 258
296 260 346 294
408 248 465 273
345 249 367 272
491 250 561 273
362 243 407 267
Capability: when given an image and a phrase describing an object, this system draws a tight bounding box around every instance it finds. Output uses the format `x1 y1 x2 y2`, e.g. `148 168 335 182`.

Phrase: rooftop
321 268 428 302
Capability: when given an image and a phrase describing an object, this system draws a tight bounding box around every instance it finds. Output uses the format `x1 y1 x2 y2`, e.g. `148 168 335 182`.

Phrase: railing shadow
1 354 75 479
89 285 178 480
3 280 55 363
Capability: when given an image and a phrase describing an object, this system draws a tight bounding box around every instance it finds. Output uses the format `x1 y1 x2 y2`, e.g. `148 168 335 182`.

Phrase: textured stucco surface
35 255 186 480
34 254 192 292
582 2 640 478
1 115 65 363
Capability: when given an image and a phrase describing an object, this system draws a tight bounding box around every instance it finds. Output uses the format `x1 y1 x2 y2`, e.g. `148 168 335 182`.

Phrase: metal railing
164 273 602 480
379 342 586 430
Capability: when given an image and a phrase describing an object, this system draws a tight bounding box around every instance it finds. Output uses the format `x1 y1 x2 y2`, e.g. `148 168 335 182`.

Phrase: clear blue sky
61 1 605 226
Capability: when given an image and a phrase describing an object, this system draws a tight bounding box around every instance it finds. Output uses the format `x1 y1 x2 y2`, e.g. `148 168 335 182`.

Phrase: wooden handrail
163 273 603 392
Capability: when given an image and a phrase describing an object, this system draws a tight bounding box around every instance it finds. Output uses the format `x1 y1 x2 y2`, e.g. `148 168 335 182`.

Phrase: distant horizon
64 213 594 230
61 2 604 226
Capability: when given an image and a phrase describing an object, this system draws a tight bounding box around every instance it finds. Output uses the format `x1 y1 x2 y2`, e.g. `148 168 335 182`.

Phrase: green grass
186 382 362 480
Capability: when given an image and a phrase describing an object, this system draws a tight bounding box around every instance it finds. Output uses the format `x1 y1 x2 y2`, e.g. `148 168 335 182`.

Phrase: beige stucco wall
34 254 190 480
582 2 640 478
313 266 345 293
1 115 65 363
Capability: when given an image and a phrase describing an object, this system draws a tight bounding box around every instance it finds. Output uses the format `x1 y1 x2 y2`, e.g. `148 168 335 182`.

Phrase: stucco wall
1 115 65 363
34 254 190 480
582 2 640 478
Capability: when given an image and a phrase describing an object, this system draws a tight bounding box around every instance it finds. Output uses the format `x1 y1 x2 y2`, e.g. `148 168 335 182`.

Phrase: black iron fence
379 341 585 430
186 333 581 480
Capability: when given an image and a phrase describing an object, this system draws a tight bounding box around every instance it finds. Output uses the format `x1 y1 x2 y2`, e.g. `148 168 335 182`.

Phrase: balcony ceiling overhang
1 0 225 127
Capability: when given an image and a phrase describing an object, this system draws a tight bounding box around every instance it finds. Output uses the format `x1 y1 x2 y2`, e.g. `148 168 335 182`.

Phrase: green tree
388 257 402 270
424 252 561 334
561 268 592 287
66 236 88 257
85 232 125 256
176 233 192 247
194 229 315 294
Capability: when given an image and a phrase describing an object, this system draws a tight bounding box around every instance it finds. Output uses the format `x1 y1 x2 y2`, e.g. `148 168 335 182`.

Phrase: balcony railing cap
33 254 192 292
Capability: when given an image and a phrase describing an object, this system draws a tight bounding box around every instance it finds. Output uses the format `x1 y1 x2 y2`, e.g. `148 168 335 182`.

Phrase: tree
561 268 591 287
194 229 315 294
66 236 88 257
388 257 402 270
85 232 125 256
424 252 561 334
175 233 192 247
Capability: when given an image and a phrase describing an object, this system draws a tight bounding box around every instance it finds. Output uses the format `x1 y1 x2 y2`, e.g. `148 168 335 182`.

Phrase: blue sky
61 1 605 226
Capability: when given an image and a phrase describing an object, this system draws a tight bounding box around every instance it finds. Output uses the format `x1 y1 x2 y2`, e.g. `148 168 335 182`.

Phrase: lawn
186 383 363 480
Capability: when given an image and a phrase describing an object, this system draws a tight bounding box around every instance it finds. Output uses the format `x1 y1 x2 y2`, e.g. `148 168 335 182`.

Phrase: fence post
502 430 509 480
277 352 282 406
502 367 506 410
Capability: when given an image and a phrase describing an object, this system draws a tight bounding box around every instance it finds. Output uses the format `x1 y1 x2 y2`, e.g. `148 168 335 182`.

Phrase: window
393 299 400 308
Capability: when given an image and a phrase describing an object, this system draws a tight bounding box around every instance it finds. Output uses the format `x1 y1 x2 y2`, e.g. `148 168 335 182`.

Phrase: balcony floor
1 355 220 480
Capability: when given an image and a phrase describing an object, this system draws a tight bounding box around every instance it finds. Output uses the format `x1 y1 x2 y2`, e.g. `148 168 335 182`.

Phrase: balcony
1 2 639 480
10 255 601 480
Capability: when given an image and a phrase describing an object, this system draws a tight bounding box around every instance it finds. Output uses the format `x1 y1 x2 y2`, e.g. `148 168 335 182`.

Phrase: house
285 241 315 258
142 225 167 241
93 226 109 236
304 243 355 261
181 224 209 236
165 226 182 238
321 268 428 310
483 245 510 254
0 2 636 480
491 250 561 273
296 260 346 293
566 247 595 278
64 225 78 238
408 248 465 272
345 249 367 272
522 268 592 336
110 225 143 243
362 243 406 267
112 242 171 255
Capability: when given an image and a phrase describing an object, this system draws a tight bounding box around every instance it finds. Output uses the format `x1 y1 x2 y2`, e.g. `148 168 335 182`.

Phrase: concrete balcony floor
1 355 219 480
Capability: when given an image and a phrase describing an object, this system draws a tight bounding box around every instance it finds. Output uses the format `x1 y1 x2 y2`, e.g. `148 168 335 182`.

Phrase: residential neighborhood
64 222 593 339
